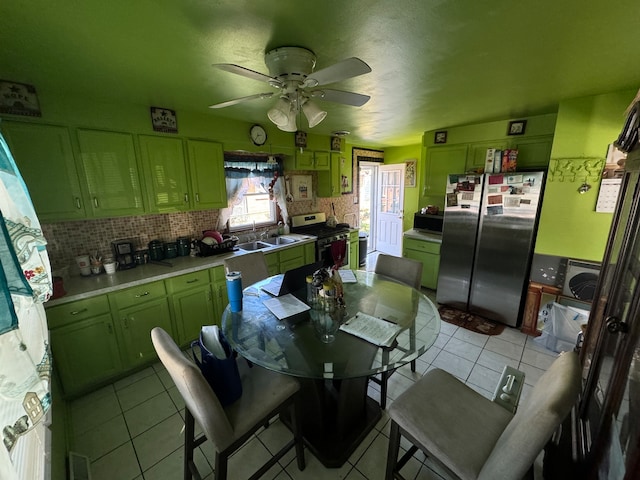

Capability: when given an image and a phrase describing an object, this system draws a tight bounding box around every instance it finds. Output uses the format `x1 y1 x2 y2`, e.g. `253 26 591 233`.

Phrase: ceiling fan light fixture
302 100 327 128
267 97 292 127
278 109 298 132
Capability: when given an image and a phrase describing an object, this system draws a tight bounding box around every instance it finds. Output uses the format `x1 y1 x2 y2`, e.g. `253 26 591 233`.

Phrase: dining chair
385 351 582 480
224 251 270 289
372 253 423 408
150 327 305 480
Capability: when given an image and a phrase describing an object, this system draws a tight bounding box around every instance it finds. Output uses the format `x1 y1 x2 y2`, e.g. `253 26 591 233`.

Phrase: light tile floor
67 252 559 480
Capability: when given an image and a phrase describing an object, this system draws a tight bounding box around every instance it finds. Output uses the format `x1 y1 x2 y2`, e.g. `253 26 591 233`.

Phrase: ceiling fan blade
208 92 274 109
310 89 370 107
213 63 283 87
303 57 371 87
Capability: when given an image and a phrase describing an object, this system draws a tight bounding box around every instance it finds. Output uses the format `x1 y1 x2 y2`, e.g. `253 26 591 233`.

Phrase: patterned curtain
0 131 52 480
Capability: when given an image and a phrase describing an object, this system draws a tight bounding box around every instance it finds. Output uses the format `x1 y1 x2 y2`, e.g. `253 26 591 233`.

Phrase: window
228 177 276 229
221 154 284 231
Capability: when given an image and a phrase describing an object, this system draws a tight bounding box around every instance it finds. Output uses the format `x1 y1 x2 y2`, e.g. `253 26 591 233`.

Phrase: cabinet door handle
195 193 200 203
134 291 150 298
75 197 82 209
93 197 99 208
70 308 88 316
186 279 199 284
184 193 189 203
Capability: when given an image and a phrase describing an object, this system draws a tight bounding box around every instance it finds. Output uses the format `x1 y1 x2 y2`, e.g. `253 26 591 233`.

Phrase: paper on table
263 294 310 320
339 311 402 347
338 269 357 283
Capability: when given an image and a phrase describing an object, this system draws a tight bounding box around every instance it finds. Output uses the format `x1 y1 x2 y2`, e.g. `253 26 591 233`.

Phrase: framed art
331 136 342 151
0 80 41 117
150 107 178 133
295 130 307 148
507 120 527 136
434 131 447 144
405 159 417 187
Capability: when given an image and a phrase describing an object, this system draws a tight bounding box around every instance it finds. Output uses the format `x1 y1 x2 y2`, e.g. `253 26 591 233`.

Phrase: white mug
104 261 119 274
75 255 90 274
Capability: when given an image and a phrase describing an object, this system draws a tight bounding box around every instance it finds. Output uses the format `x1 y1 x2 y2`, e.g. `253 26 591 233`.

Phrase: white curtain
0 132 52 480
216 156 288 231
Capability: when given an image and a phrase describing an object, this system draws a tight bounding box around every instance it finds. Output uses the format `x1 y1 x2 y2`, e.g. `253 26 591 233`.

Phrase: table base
281 377 381 468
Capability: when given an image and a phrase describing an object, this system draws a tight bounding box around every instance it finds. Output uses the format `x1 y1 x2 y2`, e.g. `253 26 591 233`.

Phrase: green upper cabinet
77 129 145 217
294 149 330 170
340 152 353 194
317 153 342 197
1 121 87 221
424 145 468 207
510 136 553 169
187 139 227 210
467 141 508 171
139 135 190 212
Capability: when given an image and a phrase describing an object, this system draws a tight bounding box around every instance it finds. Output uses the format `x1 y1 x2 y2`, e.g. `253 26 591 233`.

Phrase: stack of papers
338 270 357 283
263 294 310 320
339 312 402 347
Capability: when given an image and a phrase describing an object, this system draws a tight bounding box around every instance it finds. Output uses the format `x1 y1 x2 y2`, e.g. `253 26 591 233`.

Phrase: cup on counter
104 261 119 275
75 255 91 276
91 264 102 275
226 271 243 312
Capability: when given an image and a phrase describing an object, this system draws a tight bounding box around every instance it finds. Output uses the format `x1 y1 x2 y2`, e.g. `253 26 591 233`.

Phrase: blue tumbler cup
226 271 243 312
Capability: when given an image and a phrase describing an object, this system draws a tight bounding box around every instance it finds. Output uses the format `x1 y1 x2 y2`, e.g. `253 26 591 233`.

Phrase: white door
375 164 405 256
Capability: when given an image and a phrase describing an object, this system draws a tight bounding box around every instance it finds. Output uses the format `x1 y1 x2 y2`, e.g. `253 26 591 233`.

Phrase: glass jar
306 275 318 306
322 281 336 312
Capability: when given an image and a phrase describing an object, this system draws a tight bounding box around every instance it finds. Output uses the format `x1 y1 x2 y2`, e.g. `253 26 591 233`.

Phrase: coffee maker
112 239 136 270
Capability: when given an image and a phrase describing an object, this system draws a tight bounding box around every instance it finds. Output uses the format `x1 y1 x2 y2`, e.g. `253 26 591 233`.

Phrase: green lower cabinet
116 297 173 368
50 313 122 397
210 265 228 323
304 242 316 265
171 285 214 345
347 230 359 270
403 236 441 290
264 251 279 276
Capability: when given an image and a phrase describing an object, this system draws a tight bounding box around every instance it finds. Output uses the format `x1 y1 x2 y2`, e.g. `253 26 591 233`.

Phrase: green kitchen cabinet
510 135 553 169
187 139 227 210
424 145 468 206
264 251 280 276
340 152 353 195
294 150 330 171
167 270 215 345
1 121 87 221
403 236 441 290
47 295 122 397
304 242 316 265
210 265 229 323
346 230 359 270
108 281 172 368
279 245 306 272
139 135 190 212
317 153 342 197
77 129 146 217
467 141 508 172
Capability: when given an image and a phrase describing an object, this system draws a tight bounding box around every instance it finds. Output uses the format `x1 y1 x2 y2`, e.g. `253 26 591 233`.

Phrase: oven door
318 238 349 268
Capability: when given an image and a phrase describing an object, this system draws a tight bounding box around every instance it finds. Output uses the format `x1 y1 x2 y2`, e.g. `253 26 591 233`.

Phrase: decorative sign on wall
291 174 313 201
150 107 178 133
0 80 41 117
405 159 417 187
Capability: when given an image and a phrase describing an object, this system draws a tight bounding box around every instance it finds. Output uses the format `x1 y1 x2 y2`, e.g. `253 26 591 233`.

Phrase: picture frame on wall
295 130 307 148
507 120 527 136
331 136 342 151
434 131 447 144
0 80 41 117
150 107 178 133
405 159 417 187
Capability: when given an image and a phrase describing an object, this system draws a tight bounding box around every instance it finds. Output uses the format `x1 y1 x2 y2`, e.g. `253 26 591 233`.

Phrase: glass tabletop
222 270 441 380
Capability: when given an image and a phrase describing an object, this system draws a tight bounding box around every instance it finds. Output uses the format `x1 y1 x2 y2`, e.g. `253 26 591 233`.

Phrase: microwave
413 213 444 234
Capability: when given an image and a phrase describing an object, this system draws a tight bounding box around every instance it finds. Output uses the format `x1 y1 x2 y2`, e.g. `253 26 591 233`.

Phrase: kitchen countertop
47 234 316 307
403 229 442 243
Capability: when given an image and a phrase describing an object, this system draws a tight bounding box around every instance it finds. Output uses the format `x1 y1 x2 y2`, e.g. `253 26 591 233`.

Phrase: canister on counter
148 240 164 261
177 237 191 256
164 242 178 259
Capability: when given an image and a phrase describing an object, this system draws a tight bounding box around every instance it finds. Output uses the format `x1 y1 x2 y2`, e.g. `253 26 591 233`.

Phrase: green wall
534 89 636 261
383 144 422 232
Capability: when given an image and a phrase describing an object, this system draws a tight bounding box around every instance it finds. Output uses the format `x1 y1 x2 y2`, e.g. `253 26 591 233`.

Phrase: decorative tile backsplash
42 188 360 273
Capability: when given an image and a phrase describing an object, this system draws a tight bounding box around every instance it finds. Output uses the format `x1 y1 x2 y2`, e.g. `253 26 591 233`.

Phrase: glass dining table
222 270 441 467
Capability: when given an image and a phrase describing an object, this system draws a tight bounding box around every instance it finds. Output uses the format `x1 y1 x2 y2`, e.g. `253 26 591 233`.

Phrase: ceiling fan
209 46 372 132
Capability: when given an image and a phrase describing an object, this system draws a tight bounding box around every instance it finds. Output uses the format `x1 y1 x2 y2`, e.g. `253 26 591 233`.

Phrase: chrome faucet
260 229 269 241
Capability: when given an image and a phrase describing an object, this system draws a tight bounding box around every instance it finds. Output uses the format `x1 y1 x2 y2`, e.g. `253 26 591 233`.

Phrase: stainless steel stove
290 212 350 266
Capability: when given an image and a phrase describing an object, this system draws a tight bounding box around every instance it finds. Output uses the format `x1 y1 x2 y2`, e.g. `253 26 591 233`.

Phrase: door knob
606 316 629 334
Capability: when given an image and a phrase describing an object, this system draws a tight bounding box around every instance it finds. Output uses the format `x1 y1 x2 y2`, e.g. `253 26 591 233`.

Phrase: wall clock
250 124 267 145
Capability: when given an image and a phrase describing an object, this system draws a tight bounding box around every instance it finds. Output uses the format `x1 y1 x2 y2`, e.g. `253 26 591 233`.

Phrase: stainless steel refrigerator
436 171 545 327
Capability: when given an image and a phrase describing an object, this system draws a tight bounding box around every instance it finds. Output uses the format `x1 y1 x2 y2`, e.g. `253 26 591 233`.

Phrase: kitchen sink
236 240 272 251
261 236 298 246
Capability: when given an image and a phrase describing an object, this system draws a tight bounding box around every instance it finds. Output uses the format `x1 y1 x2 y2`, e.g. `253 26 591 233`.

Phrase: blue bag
191 330 242 406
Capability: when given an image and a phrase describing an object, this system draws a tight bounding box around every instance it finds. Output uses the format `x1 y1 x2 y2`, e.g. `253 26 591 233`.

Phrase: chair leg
214 451 228 480
291 398 306 471
386 420 401 480
410 360 416 373
184 409 196 480
380 371 389 409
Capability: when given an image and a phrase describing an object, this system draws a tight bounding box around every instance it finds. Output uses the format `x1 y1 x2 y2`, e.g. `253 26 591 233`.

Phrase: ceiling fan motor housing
265 47 316 81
